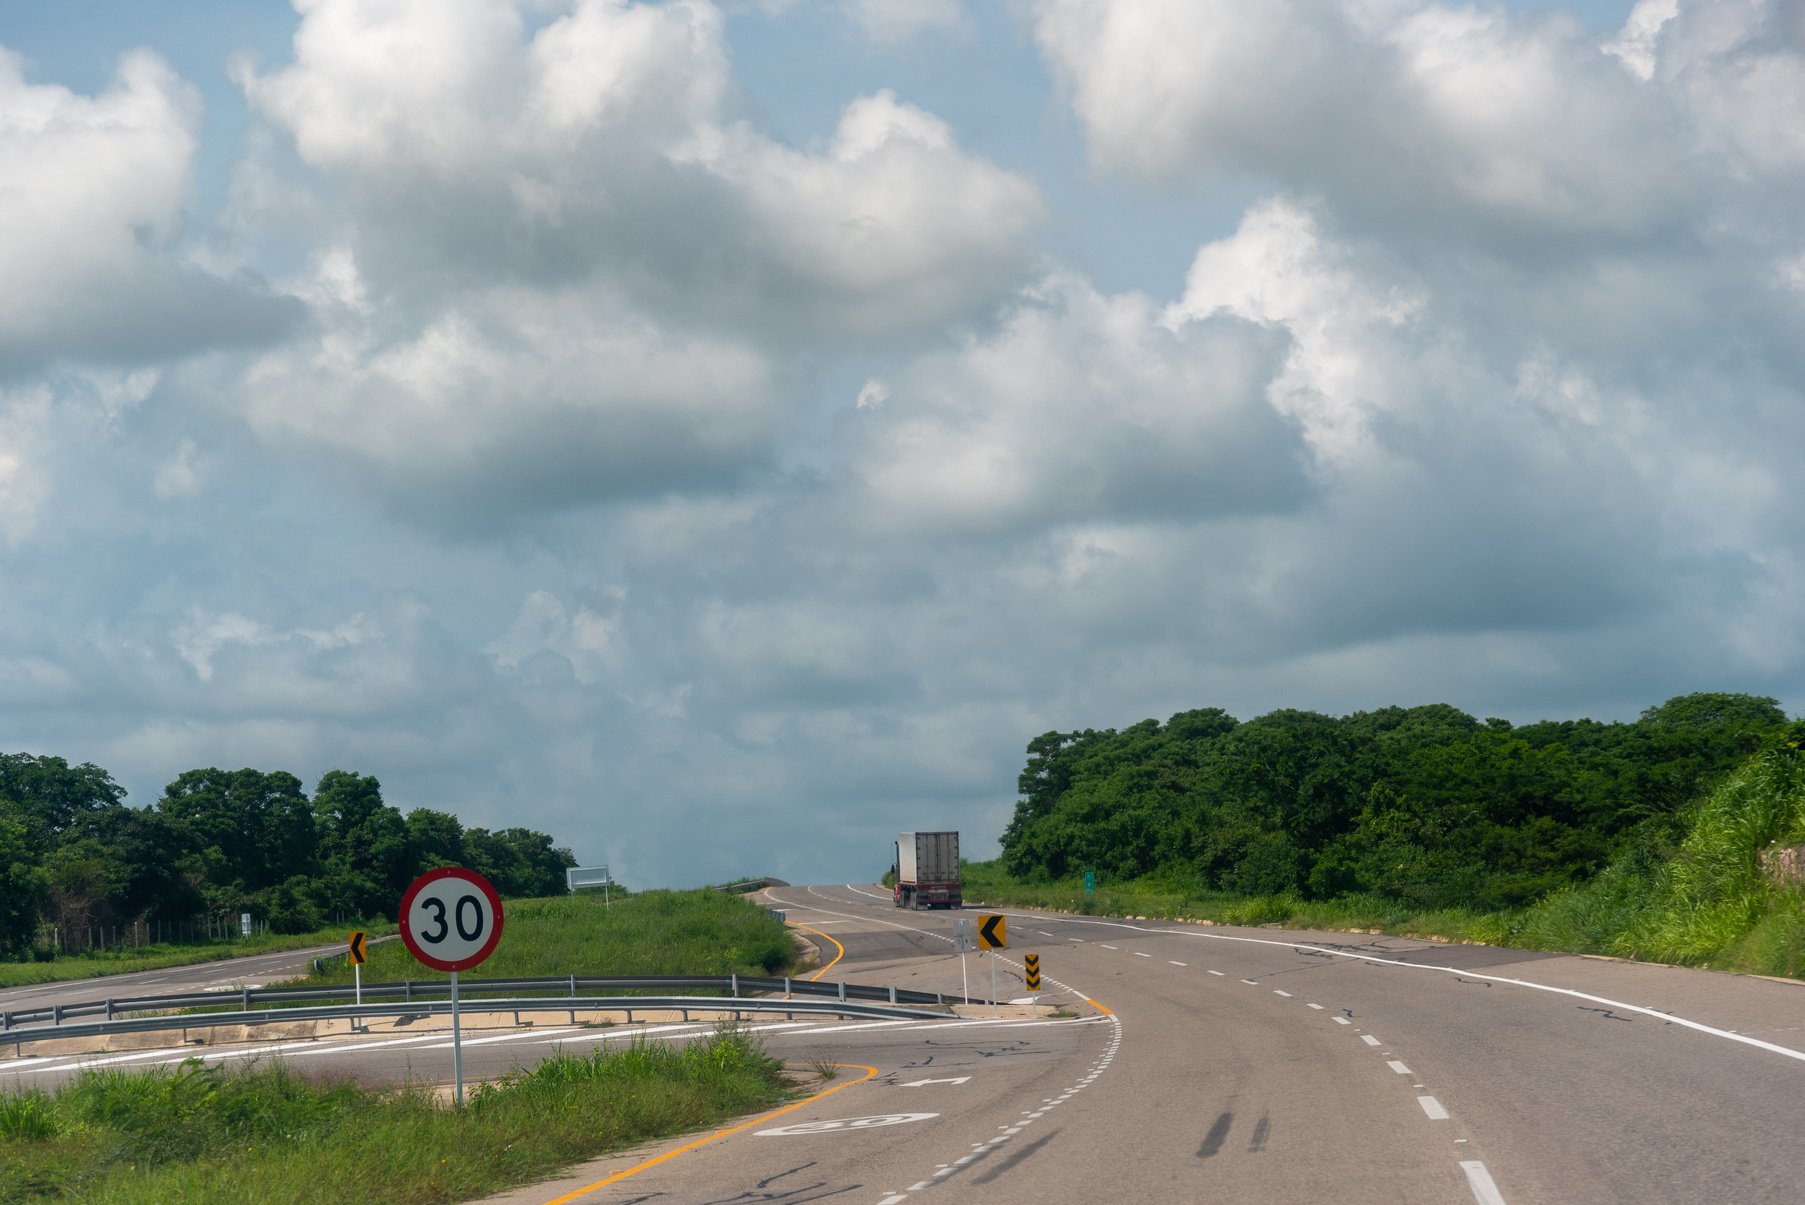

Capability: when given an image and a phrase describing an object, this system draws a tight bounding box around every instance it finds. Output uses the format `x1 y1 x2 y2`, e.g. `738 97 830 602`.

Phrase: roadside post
348 930 367 1030
952 919 976 1004
399 868 505 1106
1084 871 1095 898
977 914 1007 1017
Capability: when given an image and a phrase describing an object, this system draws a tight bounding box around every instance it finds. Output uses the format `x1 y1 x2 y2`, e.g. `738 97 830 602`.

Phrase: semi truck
894 830 961 909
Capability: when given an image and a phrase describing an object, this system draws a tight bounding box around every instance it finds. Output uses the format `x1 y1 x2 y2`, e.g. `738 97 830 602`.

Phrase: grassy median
0 924 397 991
1 889 805 1202
0 1026 788 1204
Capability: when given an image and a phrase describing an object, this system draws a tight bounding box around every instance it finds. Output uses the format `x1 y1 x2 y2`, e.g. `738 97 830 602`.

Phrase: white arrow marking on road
900 1076 971 1087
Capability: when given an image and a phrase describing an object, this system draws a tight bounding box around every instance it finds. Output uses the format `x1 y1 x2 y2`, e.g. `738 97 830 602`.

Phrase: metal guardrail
0 994 950 1053
2 975 960 1033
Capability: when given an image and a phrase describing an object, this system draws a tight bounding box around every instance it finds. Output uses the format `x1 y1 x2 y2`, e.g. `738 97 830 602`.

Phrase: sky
3 0 1803 889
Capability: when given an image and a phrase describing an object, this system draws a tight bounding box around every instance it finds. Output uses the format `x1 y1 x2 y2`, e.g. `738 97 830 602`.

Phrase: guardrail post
731 973 738 998
53 1004 63 1026
405 982 413 1004
783 976 791 1000
106 999 114 1021
889 986 897 1004
838 981 846 1004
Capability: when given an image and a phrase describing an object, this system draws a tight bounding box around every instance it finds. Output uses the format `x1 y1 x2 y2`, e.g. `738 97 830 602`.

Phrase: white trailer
894 830 962 909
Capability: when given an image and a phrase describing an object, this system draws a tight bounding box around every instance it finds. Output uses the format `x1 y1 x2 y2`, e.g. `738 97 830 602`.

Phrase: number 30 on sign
399 867 505 972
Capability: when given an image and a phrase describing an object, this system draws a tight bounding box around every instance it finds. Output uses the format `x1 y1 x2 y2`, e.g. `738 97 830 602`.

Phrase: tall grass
306 888 793 989
1620 748 1805 969
0 922 397 990
0 1028 787 1204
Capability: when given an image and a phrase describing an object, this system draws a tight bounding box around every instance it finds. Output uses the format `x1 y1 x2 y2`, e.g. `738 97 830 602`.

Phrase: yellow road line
793 923 844 982
1086 997 1115 1016
539 1064 880 1203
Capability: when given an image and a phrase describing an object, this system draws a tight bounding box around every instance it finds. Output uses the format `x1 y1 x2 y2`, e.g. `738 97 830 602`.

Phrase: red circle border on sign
398 866 506 972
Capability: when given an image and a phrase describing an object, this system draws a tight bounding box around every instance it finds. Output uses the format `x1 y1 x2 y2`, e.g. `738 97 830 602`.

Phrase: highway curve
479 883 1805 1205
8 890 1803 1204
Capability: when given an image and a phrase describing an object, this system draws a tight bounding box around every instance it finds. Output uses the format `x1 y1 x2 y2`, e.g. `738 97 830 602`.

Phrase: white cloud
842 0 970 45
224 1 1042 522
153 439 202 499
845 273 1310 537
235 275 777 523
489 589 624 685
855 378 888 409
0 386 51 544
1032 0 1695 242
239 1 1040 339
0 47 297 375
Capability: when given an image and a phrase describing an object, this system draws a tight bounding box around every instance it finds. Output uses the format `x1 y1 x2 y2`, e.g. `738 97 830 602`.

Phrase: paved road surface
0 941 350 1018
7 888 1804 1203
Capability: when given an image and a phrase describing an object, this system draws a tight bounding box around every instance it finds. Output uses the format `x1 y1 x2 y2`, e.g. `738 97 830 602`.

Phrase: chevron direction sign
978 914 1006 950
1024 953 1041 990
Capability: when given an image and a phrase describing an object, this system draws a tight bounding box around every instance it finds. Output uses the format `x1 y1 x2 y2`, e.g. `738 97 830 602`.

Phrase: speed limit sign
399 867 504 972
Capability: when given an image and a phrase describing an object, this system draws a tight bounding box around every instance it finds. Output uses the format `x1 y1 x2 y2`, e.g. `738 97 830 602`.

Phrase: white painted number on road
756 1113 939 1136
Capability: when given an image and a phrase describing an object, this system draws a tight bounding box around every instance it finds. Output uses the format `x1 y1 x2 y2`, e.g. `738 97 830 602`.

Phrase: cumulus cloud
845 274 1311 538
235 273 778 525
223 0 1042 523
1032 0 1697 244
839 0 970 45
8 0 1805 890
238 0 1040 335
0 47 298 376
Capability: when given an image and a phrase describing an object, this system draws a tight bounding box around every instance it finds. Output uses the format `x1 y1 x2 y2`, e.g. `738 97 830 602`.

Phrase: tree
313 771 412 921
156 768 318 912
464 827 576 898
404 807 466 873
0 806 48 956
0 753 125 848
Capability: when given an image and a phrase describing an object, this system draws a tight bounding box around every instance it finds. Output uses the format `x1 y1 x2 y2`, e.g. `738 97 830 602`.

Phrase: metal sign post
348 931 367 1030
976 914 1007 1017
952 919 975 1006
451 969 462 1104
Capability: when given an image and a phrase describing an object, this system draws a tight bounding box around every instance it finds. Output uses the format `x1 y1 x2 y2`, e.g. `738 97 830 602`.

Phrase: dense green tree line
1000 693 1794 911
0 755 577 956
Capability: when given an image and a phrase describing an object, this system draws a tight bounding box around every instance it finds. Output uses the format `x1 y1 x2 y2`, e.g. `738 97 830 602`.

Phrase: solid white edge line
982 909 1805 1065
1461 1160 1507 1205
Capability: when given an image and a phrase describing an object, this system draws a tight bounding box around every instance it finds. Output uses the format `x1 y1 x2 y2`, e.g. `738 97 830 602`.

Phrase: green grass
0 1027 790 1204
0 924 397 990
305 888 794 991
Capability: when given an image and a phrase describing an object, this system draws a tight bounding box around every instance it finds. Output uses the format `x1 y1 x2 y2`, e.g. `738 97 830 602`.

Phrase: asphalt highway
6 891 1804 1203
0 940 350 1018
480 883 1805 1205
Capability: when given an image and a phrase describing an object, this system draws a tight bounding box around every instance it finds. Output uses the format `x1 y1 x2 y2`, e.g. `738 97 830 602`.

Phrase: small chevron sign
1024 952 1041 991
978 913 1006 950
